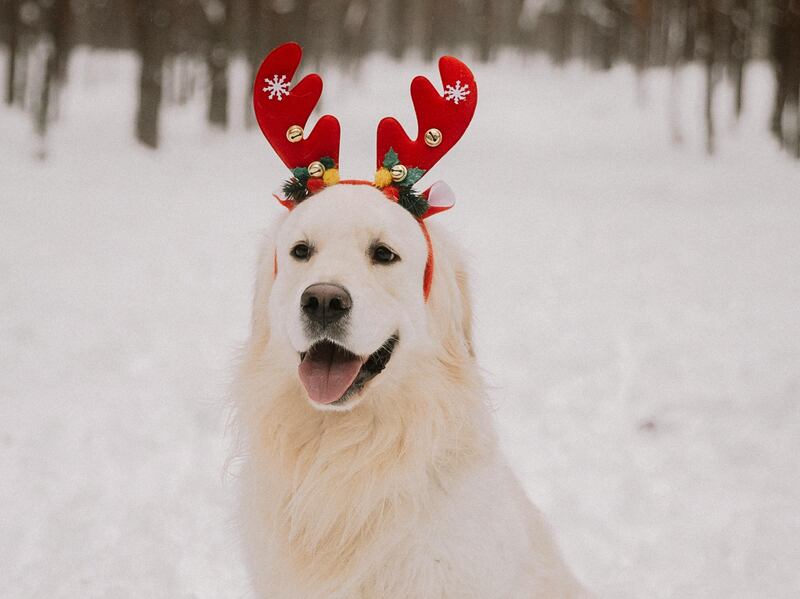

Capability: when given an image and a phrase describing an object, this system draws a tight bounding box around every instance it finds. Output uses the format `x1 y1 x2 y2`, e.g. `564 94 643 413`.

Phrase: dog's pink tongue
299 344 363 404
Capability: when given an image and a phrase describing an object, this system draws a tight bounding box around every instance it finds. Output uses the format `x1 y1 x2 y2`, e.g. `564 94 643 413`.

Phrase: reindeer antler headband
254 42 477 298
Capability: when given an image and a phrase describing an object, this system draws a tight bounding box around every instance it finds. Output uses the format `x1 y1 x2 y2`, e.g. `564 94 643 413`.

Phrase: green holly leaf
398 186 429 218
282 177 309 202
382 147 399 168
401 167 426 187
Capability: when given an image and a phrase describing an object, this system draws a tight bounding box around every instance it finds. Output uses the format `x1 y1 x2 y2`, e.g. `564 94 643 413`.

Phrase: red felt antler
253 42 340 170
376 56 477 176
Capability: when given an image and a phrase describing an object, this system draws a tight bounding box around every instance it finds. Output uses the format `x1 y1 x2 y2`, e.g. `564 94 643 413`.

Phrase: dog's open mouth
298 335 398 405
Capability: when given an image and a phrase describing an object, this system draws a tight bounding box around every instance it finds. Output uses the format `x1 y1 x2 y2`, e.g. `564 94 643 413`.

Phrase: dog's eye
371 244 399 265
290 243 312 261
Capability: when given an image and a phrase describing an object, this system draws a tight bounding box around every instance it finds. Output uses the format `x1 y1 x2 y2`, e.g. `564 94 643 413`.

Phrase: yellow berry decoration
323 168 340 186
374 167 392 188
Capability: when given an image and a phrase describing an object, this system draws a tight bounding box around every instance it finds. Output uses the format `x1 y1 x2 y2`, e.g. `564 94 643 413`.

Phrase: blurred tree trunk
667 0 689 144
130 0 172 148
244 0 264 128
649 0 669 65
5 0 19 105
341 0 371 68
203 0 230 128
477 0 493 62
419 0 438 63
699 0 717 155
632 0 652 103
32 0 70 157
633 0 651 71
35 39 57 148
48 0 71 121
682 0 697 60
501 0 526 53
770 0 800 156
51 0 71 83
730 0 750 121
15 44 28 110
599 0 623 70
788 2 800 158
553 0 577 64
385 0 410 59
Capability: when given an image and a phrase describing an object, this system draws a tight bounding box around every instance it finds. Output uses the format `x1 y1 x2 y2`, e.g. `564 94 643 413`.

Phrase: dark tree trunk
340 0 371 67
245 0 264 129
35 44 57 143
15 44 28 110
699 0 717 155
633 0 652 72
208 58 228 127
205 0 230 128
44 0 71 122
420 0 437 63
51 0 71 83
730 0 750 120
771 1 788 143
667 0 689 145
553 0 577 65
129 0 171 148
386 0 410 60
704 46 715 155
794 98 800 158
682 0 696 61
770 0 800 154
136 49 164 148
477 0 493 62
504 0 526 52
5 0 19 106
599 0 622 70
31 0 70 157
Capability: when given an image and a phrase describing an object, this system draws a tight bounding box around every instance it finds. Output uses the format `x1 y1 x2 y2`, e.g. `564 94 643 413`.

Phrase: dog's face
266 184 431 411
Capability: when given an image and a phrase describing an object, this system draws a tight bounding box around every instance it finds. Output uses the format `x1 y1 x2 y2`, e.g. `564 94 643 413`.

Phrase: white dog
231 182 585 598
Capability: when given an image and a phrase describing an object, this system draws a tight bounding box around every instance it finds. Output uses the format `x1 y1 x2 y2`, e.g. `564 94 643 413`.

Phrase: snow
2 48 800 598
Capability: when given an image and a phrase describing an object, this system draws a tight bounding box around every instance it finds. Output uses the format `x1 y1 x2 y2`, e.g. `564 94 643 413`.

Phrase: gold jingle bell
390 164 408 182
424 128 443 147
307 161 326 178
286 125 304 143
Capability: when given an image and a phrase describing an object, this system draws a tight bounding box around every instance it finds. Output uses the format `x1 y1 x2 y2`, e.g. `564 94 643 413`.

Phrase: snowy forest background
2 0 800 156
3 2 800 599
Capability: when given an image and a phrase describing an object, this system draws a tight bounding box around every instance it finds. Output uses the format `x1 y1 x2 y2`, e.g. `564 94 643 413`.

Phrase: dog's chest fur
236 367 581 599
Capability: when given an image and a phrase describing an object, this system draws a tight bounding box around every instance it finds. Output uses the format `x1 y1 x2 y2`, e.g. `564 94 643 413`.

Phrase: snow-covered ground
2 49 799 598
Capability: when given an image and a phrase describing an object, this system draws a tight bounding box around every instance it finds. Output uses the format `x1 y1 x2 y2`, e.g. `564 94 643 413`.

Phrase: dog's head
251 183 472 412
245 43 476 411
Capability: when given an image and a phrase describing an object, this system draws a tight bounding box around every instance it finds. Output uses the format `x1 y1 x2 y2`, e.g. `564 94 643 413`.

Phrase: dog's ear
249 230 279 349
425 225 475 359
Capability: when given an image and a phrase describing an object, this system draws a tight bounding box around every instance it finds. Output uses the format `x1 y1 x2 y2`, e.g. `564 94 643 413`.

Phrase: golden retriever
231 182 585 598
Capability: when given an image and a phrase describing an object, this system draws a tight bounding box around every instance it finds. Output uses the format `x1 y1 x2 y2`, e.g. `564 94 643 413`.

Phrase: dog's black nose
301 283 352 327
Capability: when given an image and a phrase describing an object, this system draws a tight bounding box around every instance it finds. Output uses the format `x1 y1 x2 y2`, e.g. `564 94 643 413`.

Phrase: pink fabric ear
421 180 456 218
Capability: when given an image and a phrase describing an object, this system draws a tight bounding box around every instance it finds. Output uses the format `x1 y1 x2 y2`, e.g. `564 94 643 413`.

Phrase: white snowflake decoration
444 80 470 105
262 74 291 101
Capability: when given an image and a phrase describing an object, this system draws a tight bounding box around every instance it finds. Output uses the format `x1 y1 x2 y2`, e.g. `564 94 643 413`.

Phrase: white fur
231 184 585 598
